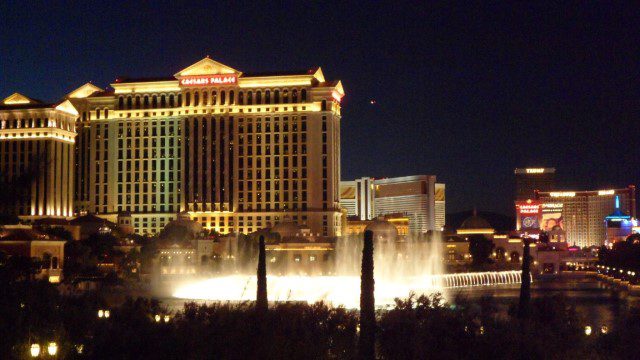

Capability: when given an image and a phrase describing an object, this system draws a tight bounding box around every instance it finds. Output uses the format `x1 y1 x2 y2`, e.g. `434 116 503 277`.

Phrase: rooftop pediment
174 57 242 78
3 92 37 105
55 100 79 116
66 83 104 99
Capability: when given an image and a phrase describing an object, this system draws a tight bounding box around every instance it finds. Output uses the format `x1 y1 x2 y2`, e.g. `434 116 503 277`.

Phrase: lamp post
30 344 40 357
47 342 58 356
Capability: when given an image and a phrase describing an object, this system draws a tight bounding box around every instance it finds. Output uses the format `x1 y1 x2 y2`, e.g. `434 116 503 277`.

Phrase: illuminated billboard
516 200 541 231
541 203 564 231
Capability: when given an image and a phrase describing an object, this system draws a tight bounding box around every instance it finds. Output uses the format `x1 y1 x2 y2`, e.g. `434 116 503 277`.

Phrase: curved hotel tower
1 58 345 237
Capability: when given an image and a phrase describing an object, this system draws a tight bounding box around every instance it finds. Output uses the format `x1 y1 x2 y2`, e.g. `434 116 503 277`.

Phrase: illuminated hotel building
72 57 344 236
0 93 78 219
435 183 446 230
536 186 636 248
340 175 443 232
515 167 555 201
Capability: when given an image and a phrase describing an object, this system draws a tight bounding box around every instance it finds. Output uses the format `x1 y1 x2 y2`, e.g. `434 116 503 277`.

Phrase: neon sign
550 192 576 197
179 74 238 86
526 168 545 174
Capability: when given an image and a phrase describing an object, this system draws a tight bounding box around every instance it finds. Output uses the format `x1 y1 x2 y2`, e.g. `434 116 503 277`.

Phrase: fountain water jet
173 219 528 308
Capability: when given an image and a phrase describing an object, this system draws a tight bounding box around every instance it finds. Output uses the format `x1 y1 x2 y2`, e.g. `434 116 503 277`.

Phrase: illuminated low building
265 219 334 275
0 93 78 220
0 225 66 282
344 214 409 237
605 195 638 245
536 186 636 248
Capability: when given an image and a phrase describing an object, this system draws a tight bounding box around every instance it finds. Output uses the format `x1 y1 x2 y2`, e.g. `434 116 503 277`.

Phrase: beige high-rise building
69 57 344 236
536 186 636 248
0 93 78 219
340 175 444 232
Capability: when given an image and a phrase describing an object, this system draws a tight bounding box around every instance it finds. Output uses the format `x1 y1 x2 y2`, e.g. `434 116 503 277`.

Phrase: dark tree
256 235 267 313
518 237 532 319
468 234 495 266
359 230 375 360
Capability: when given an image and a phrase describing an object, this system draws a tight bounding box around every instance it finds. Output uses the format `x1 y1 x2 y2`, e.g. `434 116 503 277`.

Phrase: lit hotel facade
340 175 445 232
0 93 78 219
2 58 345 236
536 186 636 248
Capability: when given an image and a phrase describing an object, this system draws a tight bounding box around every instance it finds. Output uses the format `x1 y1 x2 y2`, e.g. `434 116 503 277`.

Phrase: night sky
1 2 638 215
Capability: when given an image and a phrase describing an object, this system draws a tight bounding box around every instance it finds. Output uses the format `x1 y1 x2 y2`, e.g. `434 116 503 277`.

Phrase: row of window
115 88 309 110
1 118 73 131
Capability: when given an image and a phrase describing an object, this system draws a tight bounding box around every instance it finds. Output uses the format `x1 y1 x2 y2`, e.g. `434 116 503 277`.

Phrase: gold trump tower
61 57 344 236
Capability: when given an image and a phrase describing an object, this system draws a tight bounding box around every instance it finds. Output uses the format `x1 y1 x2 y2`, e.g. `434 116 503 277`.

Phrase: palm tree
358 230 375 359
518 236 531 319
256 235 267 314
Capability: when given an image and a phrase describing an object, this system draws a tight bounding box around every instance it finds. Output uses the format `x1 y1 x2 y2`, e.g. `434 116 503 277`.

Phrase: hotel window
152 96 158 108
292 89 298 103
194 91 199 106
229 91 235 105
274 90 280 103
301 89 307 101
256 91 262 104
265 90 271 104
169 95 175 107
238 91 244 105
220 91 226 105
118 97 124 109
127 96 133 109
202 91 208 105
185 93 191 106
135 96 141 109
212 91 217 105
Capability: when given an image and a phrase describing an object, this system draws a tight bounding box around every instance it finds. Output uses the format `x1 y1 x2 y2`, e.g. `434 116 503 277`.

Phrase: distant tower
514 168 555 201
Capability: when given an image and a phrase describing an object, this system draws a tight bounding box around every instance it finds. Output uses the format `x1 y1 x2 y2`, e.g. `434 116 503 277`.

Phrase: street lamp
155 314 161 322
98 309 110 319
584 325 592 336
47 342 58 356
30 344 40 357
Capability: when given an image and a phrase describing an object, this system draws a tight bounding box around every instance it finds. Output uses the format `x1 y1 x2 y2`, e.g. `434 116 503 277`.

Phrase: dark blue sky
1 2 638 215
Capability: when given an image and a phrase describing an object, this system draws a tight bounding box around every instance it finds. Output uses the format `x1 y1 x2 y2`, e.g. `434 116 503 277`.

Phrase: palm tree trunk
256 235 268 313
359 230 375 359
518 237 531 319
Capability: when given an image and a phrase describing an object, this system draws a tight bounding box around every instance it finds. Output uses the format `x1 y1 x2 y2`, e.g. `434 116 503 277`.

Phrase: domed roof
271 220 303 238
460 209 492 230
365 218 398 240
163 212 202 237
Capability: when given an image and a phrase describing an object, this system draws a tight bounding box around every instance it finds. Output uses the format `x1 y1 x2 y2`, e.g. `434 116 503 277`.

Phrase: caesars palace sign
179 74 238 86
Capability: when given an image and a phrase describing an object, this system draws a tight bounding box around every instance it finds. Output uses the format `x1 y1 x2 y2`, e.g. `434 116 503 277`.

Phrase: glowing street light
30 344 40 357
163 315 171 323
584 325 592 336
104 310 110 319
601 325 609 334
155 314 161 322
98 309 104 318
98 309 110 319
47 342 58 356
